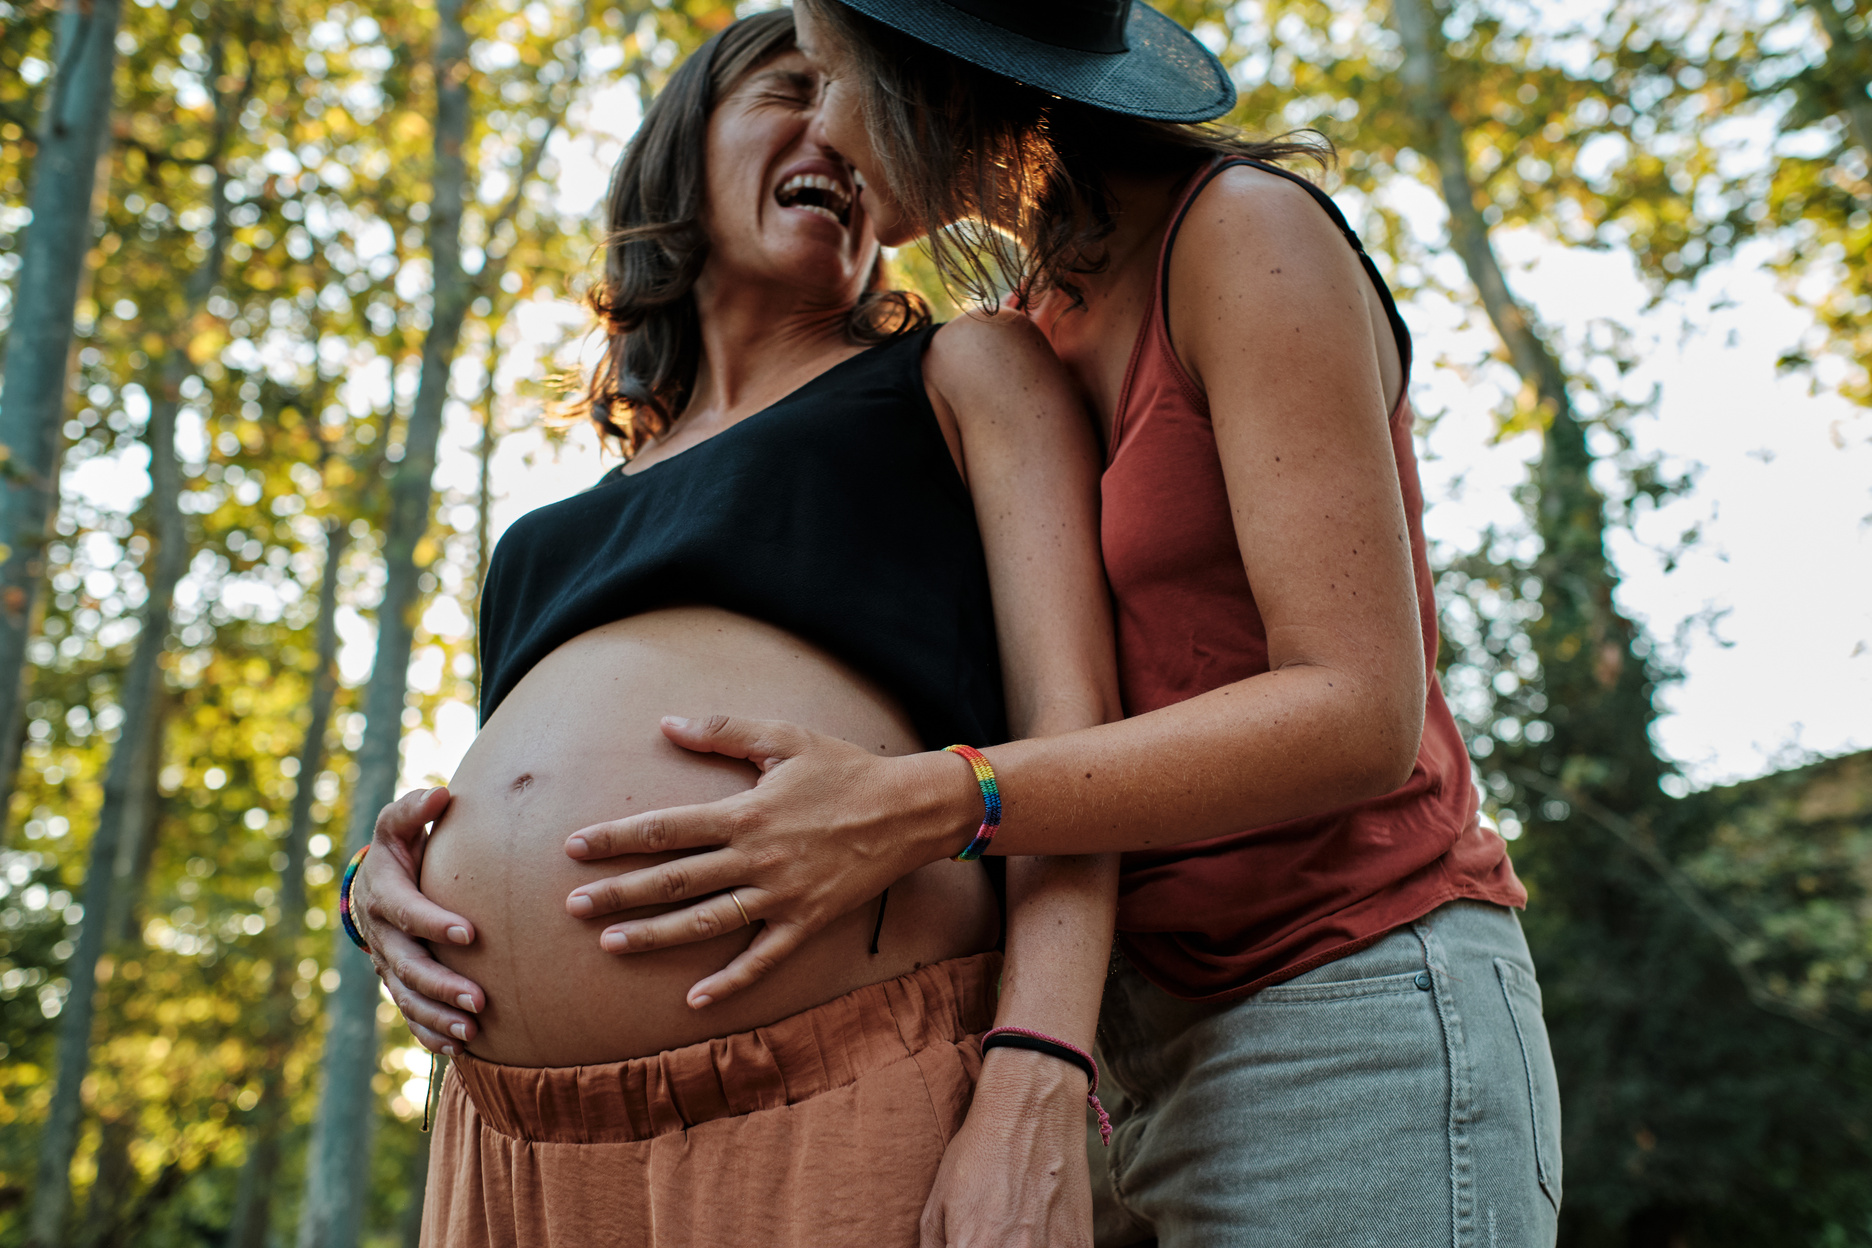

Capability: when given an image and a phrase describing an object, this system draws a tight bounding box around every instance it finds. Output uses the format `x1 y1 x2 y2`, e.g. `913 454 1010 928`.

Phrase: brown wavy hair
797 0 1331 308
580 9 929 457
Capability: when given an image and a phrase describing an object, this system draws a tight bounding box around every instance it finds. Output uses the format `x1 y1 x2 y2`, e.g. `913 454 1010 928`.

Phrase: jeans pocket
1495 957 1563 1211
1251 968 1427 1003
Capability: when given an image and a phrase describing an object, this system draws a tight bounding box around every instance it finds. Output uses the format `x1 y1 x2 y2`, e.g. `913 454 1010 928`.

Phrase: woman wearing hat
551 2 1563 1244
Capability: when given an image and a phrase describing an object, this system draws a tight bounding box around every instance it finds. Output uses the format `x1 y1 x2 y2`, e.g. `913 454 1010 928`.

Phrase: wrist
976 1045 1089 1105
905 748 986 864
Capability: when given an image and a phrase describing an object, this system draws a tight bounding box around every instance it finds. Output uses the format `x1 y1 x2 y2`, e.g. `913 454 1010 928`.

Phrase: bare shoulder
924 309 1067 403
921 308 1096 482
1166 164 1391 395
1170 164 1362 291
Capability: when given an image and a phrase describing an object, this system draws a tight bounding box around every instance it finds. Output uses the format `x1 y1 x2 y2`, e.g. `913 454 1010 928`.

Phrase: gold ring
728 891 752 929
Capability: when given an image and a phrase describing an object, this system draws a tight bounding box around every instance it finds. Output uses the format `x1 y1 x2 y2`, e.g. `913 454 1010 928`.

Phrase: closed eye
747 68 817 109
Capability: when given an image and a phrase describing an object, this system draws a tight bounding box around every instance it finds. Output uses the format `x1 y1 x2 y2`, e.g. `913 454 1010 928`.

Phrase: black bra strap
1161 156 1413 385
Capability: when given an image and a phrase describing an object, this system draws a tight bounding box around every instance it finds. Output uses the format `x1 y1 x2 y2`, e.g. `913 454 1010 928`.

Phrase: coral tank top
1102 158 1526 1002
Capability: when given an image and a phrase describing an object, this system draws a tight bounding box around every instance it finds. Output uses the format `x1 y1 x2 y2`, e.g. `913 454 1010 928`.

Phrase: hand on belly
418 609 999 1068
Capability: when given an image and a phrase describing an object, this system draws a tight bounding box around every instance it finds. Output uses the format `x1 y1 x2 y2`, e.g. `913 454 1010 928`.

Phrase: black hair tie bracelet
980 1026 1112 1145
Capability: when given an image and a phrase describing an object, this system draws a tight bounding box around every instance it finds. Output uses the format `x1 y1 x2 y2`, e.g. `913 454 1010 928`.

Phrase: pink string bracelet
981 1026 1113 1146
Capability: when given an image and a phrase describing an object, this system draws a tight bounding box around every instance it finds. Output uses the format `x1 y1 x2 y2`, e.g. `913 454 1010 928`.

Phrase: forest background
0 0 1868 1244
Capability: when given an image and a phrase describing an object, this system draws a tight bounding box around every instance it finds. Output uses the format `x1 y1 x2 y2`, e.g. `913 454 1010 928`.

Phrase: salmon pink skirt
420 953 999 1247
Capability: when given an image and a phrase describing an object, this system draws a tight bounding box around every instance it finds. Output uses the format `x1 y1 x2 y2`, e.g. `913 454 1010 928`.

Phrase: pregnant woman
529 2 1565 1246
344 12 1119 1245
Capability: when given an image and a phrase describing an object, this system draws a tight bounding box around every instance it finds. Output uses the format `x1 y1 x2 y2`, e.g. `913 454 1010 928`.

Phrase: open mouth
775 172 852 226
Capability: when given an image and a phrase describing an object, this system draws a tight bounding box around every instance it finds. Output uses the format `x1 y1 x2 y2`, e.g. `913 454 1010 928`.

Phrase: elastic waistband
451 952 1000 1144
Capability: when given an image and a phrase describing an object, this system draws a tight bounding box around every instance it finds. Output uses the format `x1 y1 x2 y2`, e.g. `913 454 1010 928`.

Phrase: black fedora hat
828 0 1236 123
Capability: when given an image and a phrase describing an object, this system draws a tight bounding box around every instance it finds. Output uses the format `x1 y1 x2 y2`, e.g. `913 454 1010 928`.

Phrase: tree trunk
74 1117 135 1248
0 0 124 845
470 396 495 662
225 517 348 1248
29 327 194 1248
295 3 473 1243
26 38 241 1238
398 1129 432 1248
101 692 166 947
1390 0 1662 807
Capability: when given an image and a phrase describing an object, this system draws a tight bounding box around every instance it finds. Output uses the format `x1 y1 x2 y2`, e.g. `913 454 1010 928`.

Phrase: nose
803 97 844 166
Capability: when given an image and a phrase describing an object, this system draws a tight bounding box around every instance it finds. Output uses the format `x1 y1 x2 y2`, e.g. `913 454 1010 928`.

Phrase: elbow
1345 680 1425 801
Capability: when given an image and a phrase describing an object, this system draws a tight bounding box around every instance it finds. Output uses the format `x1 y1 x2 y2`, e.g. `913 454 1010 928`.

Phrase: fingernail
451 1023 468 1040
690 994 713 1009
601 931 627 953
662 716 691 729
566 836 589 857
444 1043 461 1056
567 895 593 917
447 925 470 945
456 994 477 1012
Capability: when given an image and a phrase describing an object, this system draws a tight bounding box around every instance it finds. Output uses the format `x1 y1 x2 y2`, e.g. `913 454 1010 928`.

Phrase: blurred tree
27 27 246 1240
224 513 346 1248
0 0 125 856
295 1 477 1241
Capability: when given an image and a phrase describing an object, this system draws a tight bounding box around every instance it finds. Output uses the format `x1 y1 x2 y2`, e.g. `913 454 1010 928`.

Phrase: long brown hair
798 0 1330 307
579 10 929 457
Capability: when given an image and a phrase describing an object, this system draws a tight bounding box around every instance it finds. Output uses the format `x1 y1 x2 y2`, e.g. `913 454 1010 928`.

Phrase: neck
1037 165 1194 315
685 268 859 424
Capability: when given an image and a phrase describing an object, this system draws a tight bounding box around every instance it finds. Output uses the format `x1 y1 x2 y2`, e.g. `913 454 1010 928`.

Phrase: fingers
685 920 809 1007
403 1016 461 1057
565 801 738 861
375 785 451 846
918 1198 946 1248
567 849 741 918
659 714 811 770
380 924 486 1016
593 886 765 953
361 840 476 947
373 925 480 1044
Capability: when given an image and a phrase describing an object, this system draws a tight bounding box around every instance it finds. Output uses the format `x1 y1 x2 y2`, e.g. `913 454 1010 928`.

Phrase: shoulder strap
1161 156 1413 384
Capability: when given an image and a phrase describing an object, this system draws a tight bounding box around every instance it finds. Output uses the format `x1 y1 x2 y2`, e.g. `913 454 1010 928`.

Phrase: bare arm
925 167 1425 857
919 314 1120 1248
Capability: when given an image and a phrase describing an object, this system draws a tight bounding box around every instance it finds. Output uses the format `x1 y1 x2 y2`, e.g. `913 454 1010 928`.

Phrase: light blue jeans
1090 901 1561 1247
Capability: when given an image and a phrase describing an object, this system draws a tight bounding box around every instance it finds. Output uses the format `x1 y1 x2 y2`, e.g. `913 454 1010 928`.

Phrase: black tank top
476 325 1008 752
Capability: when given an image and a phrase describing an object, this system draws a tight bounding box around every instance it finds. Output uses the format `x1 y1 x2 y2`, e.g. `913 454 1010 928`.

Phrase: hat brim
828 0 1236 123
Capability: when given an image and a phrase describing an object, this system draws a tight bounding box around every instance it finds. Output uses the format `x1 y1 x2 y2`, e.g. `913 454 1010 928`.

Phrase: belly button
511 773 535 795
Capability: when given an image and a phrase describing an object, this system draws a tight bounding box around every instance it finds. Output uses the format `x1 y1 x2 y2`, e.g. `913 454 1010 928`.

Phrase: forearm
992 853 1117 1048
909 662 1421 860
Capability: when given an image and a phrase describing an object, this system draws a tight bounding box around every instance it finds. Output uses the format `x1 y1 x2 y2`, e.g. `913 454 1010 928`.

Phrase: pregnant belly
421 606 999 1068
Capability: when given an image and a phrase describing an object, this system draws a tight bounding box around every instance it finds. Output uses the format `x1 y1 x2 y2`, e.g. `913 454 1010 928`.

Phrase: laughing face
791 3 917 248
698 49 877 305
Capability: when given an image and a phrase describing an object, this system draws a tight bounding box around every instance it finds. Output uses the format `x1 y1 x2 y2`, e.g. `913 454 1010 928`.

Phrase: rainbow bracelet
943 744 1001 862
338 844 371 954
